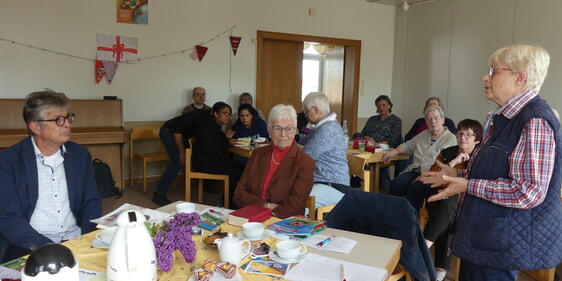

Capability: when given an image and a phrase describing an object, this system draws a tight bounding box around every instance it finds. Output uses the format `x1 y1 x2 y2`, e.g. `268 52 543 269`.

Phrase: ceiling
367 0 435 6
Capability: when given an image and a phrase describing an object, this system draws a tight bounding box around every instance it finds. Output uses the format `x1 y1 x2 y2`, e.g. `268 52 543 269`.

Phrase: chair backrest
130 126 160 141
186 137 195 173
326 190 436 281
347 154 371 192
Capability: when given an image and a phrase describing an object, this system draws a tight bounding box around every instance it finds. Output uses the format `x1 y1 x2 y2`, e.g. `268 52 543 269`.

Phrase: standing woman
233 104 315 218
360 95 403 148
232 104 269 140
193 102 244 207
422 44 562 281
382 105 456 196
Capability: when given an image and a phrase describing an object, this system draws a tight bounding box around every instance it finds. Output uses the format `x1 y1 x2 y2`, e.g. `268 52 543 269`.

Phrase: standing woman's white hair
488 44 550 92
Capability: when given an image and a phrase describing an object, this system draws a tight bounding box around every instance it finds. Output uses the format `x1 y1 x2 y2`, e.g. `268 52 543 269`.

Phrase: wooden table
62 202 401 281
348 150 409 193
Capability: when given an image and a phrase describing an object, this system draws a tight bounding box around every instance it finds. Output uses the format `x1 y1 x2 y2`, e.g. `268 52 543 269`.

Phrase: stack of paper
234 137 252 147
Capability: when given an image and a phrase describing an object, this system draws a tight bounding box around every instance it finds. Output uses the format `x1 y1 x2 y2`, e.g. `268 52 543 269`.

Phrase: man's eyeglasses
456 132 476 139
36 113 76 127
272 126 296 134
488 66 513 77
194 93 206 96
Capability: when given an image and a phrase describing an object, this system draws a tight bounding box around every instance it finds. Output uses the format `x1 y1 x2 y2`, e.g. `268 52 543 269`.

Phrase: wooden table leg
370 163 381 193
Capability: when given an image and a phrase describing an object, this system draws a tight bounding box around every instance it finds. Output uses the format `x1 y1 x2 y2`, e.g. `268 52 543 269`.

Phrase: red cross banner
229 36 241 56
195 45 208 62
96 33 138 63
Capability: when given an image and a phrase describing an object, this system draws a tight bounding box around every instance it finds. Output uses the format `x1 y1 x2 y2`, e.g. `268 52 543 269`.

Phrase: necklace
271 151 281 165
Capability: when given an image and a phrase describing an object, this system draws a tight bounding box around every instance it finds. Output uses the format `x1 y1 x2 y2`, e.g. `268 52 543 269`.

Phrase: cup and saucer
268 240 308 263
236 222 269 241
92 226 117 249
268 250 306 263
236 230 268 242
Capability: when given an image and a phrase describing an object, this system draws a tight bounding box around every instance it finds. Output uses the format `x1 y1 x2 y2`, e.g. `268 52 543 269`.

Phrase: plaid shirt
464 90 556 209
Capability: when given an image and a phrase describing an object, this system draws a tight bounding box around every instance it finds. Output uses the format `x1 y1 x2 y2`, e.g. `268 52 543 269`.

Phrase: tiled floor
106 178 561 281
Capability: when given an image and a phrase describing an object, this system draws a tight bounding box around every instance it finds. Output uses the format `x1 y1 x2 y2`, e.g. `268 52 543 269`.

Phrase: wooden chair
305 196 336 220
129 126 170 193
347 154 371 192
185 138 230 208
306 155 371 220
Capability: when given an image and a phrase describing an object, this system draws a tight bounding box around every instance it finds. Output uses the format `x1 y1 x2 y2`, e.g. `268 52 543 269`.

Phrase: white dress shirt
29 137 80 243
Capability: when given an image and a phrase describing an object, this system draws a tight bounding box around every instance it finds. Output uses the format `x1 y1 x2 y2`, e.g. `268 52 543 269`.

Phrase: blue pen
316 235 336 247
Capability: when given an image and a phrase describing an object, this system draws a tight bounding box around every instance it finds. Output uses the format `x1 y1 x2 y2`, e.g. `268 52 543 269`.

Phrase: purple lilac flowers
153 212 202 272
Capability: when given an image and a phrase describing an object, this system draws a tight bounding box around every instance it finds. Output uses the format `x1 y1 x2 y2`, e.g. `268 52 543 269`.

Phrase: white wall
393 0 562 133
0 0 396 123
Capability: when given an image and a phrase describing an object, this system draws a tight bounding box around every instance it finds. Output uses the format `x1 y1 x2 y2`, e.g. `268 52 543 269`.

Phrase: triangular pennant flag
229 36 242 56
102 61 119 84
189 49 198 61
95 60 106 84
195 45 208 62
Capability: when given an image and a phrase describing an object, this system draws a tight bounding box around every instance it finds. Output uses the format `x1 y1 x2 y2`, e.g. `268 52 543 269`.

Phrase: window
302 44 325 101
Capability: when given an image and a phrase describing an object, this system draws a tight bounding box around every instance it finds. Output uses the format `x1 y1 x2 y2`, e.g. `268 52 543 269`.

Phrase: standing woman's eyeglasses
36 113 76 127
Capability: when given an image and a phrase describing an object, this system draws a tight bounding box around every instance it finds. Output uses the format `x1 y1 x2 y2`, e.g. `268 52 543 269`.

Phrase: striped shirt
465 90 555 209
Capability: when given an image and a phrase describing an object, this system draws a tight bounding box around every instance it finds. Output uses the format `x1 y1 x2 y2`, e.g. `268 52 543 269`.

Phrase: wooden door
324 46 345 122
256 35 303 119
256 31 361 133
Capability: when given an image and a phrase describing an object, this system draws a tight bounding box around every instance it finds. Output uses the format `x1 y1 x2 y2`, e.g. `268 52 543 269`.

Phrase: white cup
378 143 390 150
176 202 196 214
242 222 265 239
276 240 307 260
95 226 117 245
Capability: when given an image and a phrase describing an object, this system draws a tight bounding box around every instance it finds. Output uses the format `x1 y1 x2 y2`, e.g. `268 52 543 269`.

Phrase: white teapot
106 210 157 281
214 233 250 266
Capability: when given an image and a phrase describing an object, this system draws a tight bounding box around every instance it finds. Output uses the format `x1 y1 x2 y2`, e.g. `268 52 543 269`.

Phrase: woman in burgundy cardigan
233 104 315 218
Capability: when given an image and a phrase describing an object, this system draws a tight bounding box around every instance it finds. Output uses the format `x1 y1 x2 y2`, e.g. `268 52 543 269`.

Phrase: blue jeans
310 183 345 208
459 259 517 281
155 126 181 196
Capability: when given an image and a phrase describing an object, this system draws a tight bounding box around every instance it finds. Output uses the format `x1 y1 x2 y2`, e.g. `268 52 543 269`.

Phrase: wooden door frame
256 31 361 133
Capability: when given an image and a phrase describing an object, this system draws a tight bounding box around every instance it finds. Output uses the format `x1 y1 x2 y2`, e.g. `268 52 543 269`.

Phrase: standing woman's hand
427 175 468 202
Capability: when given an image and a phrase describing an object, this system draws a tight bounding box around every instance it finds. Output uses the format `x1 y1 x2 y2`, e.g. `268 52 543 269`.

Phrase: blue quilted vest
453 97 562 269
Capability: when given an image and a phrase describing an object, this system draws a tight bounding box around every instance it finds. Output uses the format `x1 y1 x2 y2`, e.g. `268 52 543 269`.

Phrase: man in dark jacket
0 90 102 262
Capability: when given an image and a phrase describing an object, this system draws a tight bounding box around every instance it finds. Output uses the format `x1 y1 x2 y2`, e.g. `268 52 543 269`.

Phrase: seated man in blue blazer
0 89 102 262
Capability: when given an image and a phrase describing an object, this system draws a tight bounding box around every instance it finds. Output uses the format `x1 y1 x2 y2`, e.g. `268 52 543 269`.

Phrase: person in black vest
153 108 210 206
421 44 562 281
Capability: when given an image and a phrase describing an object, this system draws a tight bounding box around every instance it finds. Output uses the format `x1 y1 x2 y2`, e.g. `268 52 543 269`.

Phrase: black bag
93 158 122 198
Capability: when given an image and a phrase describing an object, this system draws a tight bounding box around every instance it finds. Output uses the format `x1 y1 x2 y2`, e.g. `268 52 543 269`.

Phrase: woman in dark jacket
193 102 244 207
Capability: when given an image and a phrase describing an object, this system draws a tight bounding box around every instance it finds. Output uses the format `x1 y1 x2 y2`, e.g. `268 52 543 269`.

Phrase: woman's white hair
302 92 331 115
489 44 550 92
268 104 297 127
424 105 445 119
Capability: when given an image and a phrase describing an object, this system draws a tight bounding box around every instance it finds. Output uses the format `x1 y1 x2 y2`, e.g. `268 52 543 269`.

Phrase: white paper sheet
0 265 21 279
80 268 103 281
301 234 357 254
90 203 169 229
283 253 387 281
